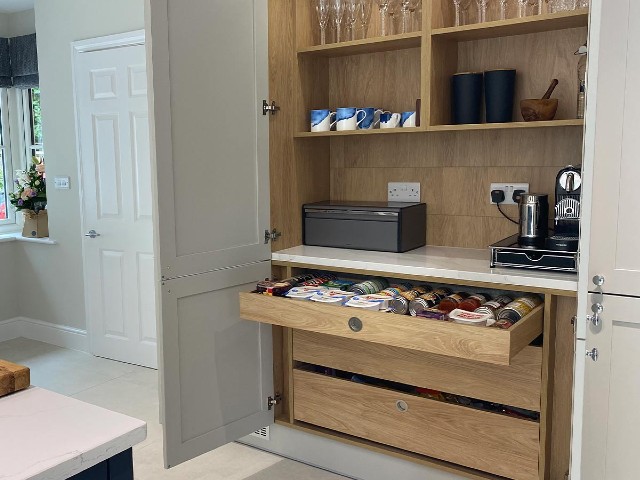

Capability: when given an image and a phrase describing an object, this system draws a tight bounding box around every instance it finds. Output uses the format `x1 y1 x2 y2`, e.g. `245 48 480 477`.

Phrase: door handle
84 230 101 239
588 302 603 327
586 347 599 362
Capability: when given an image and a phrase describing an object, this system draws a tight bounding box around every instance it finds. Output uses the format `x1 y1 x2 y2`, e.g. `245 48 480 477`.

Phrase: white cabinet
574 0 640 477
145 0 273 468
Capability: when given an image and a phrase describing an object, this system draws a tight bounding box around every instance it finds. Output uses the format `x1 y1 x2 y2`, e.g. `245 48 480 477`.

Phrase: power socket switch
388 182 421 202
489 183 529 205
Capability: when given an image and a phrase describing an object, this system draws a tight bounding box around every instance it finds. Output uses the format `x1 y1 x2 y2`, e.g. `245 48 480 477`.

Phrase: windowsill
0 231 57 245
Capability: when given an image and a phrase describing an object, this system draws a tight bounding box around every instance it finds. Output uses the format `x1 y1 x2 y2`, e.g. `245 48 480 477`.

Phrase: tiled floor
0 338 349 480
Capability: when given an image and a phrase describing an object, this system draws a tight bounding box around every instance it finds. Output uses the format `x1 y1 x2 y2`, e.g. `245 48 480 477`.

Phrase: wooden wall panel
457 28 588 122
329 48 422 114
330 127 583 248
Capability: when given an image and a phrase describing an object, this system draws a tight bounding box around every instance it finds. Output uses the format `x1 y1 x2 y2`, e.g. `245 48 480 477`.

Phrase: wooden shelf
428 119 584 131
297 32 422 58
295 127 425 138
431 9 589 42
295 120 583 137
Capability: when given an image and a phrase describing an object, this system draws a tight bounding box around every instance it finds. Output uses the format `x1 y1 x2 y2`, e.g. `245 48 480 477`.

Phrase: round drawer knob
348 317 363 332
396 400 409 413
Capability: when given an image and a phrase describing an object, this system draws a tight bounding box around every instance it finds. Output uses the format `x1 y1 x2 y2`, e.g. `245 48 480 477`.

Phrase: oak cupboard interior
256 0 586 478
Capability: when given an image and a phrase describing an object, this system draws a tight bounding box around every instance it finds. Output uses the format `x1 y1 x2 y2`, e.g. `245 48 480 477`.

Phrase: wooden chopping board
0 359 30 397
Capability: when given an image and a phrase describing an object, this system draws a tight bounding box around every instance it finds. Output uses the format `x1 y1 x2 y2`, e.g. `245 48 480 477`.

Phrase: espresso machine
546 165 581 252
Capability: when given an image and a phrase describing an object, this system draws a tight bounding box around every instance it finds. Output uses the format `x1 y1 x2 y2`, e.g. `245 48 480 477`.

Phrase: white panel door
582 0 640 301
580 295 640 479
75 41 157 369
147 0 271 280
574 0 640 478
145 0 273 468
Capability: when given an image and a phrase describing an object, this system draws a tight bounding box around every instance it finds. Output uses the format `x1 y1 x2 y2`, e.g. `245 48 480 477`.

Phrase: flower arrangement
9 157 47 213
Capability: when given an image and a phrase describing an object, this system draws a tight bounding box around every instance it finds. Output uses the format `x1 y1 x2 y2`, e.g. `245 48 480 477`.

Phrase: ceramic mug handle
356 109 367 127
373 109 384 128
329 111 337 130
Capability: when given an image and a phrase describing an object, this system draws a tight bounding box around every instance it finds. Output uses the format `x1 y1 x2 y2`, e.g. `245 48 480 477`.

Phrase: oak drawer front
293 369 540 480
240 292 544 365
292 331 542 412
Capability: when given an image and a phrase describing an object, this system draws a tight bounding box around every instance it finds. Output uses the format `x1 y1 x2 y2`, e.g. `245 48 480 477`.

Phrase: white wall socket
489 183 529 205
388 182 420 202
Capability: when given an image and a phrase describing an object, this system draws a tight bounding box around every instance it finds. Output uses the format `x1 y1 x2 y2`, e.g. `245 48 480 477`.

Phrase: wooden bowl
520 99 559 122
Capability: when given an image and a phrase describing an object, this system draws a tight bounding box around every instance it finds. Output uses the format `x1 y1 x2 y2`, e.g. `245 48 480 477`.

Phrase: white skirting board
239 423 466 480
0 317 88 352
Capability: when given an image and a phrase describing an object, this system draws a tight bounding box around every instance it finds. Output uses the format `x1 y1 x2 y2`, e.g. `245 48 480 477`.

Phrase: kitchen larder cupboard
571 0 640 478
146 0 583 478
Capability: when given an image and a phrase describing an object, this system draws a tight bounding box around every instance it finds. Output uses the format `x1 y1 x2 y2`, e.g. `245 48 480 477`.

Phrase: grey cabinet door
147 0 271 280
146 0 273 468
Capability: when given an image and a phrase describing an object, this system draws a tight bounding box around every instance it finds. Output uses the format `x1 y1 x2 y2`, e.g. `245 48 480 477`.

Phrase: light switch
54 176 71 190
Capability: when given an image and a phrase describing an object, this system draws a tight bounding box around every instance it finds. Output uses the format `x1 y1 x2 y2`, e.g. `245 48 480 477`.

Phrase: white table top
272 245 578 293
0 387 147 480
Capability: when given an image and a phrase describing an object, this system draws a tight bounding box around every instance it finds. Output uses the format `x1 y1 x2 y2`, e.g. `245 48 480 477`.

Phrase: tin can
322 279 355 291
437 292 470 313
349 278 389 295
389 286 431 315
408 288 452 316
458 293 491 312
474 295 513 319
495 295 543 326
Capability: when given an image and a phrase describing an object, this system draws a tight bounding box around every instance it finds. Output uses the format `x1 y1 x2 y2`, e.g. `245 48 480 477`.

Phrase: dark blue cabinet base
69 449 134 480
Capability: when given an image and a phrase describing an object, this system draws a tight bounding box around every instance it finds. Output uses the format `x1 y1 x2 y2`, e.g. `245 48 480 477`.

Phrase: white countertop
272 245 578 293
0 387 147 480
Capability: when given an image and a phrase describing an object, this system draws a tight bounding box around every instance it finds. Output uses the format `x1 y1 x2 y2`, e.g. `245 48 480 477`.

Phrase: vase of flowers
9 158 48 238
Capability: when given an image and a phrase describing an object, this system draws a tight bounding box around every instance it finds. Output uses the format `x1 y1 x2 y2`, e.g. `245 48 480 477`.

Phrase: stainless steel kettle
518 193 549 248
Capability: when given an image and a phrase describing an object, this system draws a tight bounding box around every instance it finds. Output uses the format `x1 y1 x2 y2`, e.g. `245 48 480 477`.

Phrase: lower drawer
293 369 540 480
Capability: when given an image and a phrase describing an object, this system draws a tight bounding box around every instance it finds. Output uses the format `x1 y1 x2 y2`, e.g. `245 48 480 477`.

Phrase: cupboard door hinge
262 100 280 116
267 394 282 410
264 228 282 244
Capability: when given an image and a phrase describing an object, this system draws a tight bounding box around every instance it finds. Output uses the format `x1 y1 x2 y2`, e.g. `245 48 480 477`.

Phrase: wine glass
476 0 490 23
345 0 358 40
331 0 347 42
356 0 374 39
517 0 527 17
388 0 402 34
499 0 508 19
377 0 392 36
313 0 331 45
408 0 422 31
452 0 472 26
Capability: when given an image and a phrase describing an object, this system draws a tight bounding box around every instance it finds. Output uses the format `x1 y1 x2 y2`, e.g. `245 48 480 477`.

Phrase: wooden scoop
520 79 559 122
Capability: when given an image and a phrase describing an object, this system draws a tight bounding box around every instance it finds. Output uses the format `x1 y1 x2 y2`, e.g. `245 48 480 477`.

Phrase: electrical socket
388 182 420 202
489 183 529 205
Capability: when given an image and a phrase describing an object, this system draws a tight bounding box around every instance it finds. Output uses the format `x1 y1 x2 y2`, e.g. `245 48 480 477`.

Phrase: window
22 87 43 161
0 88 13 224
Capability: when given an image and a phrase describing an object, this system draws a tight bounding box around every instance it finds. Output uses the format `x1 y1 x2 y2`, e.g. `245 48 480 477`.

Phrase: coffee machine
546 165 581 252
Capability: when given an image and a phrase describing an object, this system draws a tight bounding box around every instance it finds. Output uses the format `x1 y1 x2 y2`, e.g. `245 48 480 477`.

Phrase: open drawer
239 292 544 365
293 369 540 480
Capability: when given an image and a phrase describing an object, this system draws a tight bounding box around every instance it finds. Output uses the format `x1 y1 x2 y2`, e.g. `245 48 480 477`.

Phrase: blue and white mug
310 109 336 132
336 107 366 131
401 111 417 128
358 108 384 130
380 112 401 129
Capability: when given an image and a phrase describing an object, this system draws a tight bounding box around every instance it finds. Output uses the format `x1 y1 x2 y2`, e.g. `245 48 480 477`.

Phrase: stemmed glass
408 0 422 31
356 0 374 39
313 0 331 45
517 0 527 17
345 0 358 40
499 0 508 19
452 0 472 26
377 0 392 36
476 0 490 23
388 0 402 34
331 0 347 42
